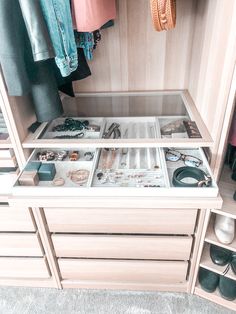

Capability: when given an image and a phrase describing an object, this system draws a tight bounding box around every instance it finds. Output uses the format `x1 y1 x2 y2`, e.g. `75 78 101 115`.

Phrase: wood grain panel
0 206 35 232
73 0 196 93
52 234 193 260
188 0 236 171
59 259 188 284
0 233 43 257
0 257 50 278
44 207 197 234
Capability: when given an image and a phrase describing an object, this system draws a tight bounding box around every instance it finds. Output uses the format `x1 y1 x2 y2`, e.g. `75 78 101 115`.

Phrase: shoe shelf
195 282 236 312
205 214 236 252
199 243 236 281
21 91 213 149
12 147 219 198
212 166 236 219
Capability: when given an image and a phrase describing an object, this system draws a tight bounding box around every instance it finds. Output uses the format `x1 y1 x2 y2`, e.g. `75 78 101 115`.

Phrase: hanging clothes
0 0 63 122
54 48 91 97
72 0 116 32
18 0 55 62
40 0 78 77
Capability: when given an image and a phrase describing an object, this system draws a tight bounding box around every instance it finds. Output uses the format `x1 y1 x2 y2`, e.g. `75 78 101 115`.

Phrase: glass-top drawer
22 91 213 148
13 146 218 198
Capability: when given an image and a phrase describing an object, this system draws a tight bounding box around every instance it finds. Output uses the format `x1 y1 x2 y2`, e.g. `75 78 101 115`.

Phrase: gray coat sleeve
18 0 55 62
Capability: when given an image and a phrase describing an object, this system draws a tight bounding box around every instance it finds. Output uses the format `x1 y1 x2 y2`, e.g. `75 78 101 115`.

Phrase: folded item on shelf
0 167 18 173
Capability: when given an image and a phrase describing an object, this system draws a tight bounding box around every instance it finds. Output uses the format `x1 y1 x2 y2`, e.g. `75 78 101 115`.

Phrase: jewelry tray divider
37 115 191 141
13 147 218 197
91 147 169 188
39 117 105 140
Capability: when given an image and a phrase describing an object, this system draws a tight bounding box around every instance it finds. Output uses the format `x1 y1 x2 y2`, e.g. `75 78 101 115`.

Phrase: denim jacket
40 0 78 77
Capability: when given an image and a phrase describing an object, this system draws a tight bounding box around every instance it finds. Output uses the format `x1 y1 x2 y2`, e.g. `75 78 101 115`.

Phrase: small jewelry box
38 163 56 181
19 170 39 186
24 161 42 171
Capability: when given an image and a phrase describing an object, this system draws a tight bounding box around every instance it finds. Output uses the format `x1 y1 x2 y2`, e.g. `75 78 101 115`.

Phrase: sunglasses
165 149 203 167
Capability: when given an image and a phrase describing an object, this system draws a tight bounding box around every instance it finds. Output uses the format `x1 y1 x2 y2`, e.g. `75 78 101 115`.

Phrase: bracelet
52 177 65 186
67 169 89 185
172 166 212 187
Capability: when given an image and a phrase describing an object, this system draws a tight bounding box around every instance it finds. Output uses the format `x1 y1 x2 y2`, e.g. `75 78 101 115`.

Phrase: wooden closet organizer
0 0 236 311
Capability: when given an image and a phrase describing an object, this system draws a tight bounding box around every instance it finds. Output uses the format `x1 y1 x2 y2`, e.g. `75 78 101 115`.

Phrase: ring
56 150 68 161
84 152 94 161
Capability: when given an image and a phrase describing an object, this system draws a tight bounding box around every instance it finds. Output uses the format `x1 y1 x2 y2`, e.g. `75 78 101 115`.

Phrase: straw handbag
150 0 176 31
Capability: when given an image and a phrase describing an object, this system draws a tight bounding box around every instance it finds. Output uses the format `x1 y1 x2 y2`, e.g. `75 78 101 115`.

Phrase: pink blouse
72 0 116 32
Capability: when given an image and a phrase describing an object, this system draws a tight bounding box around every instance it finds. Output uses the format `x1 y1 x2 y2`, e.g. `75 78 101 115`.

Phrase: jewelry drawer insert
13 146 218 197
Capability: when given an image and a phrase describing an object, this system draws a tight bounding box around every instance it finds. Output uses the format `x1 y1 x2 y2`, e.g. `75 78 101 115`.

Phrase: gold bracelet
67 169 89 185
52 177 65 186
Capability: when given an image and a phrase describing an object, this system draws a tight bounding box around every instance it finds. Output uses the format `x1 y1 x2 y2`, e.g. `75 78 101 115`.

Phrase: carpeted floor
0 288 234 314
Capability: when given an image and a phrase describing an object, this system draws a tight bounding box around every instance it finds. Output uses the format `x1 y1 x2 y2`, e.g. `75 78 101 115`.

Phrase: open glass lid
22 91 213 148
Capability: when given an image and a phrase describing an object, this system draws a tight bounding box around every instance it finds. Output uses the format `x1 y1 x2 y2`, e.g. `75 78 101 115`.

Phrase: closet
0 0 236 311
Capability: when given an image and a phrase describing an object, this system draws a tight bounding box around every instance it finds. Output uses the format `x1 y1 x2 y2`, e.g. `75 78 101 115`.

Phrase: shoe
198 268 219 293
210 244 232 266
219 276 236 301
214 214 235 244
231 253 236 275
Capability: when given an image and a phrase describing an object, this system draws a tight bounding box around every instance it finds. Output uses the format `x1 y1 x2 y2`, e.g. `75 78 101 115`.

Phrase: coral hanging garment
72 0 116 32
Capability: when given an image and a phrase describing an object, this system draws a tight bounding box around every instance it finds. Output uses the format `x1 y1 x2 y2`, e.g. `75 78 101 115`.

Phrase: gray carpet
0 288 234 314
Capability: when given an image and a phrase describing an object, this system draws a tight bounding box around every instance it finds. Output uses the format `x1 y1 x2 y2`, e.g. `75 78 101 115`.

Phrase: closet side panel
188 0 236 171
73 0 196 94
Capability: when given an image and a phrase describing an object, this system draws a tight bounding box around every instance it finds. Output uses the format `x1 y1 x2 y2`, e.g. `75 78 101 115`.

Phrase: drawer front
0 206 35 231
0 233 43 257
45 208 197 234
59 259 188 284
52 234 193 260
0 257 50 278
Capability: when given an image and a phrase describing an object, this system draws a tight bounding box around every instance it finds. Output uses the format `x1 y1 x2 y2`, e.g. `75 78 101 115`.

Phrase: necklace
53 132 84 139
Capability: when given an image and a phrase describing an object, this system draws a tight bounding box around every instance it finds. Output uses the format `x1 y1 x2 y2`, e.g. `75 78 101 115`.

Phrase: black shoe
231 253 236 275
219 276 236 301
210 244 232 266
198 268 219 293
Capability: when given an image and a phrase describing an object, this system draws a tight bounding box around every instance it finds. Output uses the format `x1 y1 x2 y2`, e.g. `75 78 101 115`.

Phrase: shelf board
195 284 236 312
0 138 12 149
200 243 236 280
212 166 236 218
205 214 236 252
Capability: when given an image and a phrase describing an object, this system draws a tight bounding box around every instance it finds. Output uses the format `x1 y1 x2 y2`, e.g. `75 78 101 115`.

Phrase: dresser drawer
0 206 35 231
0 233 43 257
45 208 197 234
52 234 193 260
0 257 50 278
58 259 188 284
